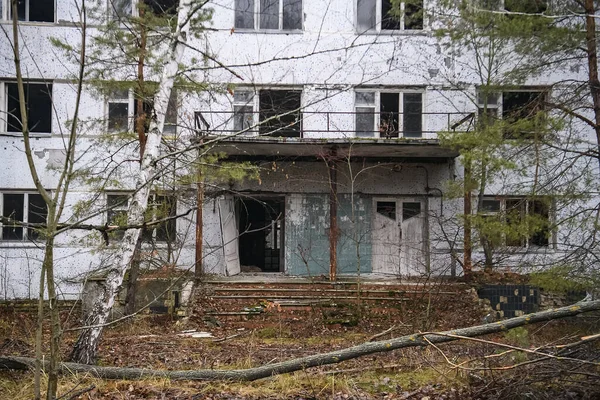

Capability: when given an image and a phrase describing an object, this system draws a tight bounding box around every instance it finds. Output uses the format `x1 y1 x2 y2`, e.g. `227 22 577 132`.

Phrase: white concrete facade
0 0 593 298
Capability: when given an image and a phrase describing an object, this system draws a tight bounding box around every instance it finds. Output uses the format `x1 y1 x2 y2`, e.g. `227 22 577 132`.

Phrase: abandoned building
0 0 592 299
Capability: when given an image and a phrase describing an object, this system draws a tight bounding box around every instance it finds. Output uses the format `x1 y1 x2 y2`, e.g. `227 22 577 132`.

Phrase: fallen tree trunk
2 300 599 381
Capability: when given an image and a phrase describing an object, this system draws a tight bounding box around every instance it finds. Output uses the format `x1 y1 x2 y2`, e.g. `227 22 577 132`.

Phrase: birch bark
70 0 194 364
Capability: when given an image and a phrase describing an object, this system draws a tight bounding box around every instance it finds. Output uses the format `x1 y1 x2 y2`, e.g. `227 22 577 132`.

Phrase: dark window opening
27 194 46 240
238 197 284 272
404 0 423 30
143 195 177 243
380 93 399 138
529 199 550 247
505 0 547 14
13 0 55 22
381 0 400 30
1 193 47 241
144 0 178 15
505 198 525 247
108 102 129 131
259 90 302 137
107 194 129 240
502 91 546 139
402 202 421 221
7 82 52 134
376 201 396 220
403 92 422 137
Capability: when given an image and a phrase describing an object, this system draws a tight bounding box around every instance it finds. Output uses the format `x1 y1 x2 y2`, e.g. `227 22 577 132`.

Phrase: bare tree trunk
584 0 600 170
70 0 193 365
123 237 142 316
7 300 600 381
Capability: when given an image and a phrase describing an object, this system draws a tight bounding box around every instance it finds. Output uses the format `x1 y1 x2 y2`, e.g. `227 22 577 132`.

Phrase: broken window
259 89 302 138
234 0 302 30
476 89 546 138
482 196 551 248
402 202 421 220
233 90 255 133
8 0 55 22
376 201 396 220
502 91 546 139
357 0 423 31
6 82 52 134
142 194 177 243
1 192 47 240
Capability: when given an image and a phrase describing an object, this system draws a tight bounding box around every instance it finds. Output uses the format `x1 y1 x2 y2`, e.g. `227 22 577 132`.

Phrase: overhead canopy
204 137 459 161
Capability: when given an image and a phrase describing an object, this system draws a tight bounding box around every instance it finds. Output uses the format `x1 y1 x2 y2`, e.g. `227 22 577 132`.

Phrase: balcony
194 110 473 139
194 110 470 161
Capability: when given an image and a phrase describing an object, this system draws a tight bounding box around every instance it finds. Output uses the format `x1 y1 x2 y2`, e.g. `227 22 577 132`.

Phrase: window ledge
356 29 430 36
0 20 56 26
232 28 304 35
0 241 45 249
2 132 53 138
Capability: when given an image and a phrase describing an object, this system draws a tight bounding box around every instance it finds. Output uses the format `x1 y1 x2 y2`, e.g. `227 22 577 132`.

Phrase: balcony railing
194 110 475 139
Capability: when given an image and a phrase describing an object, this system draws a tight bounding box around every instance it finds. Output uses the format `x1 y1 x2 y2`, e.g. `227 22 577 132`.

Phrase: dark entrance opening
237 197 284 272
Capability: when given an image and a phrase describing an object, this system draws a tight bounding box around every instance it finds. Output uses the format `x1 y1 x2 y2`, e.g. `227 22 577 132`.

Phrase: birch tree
70 0 201 365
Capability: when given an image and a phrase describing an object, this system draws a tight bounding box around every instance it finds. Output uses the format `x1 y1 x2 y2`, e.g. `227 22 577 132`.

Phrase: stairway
192 277 468 329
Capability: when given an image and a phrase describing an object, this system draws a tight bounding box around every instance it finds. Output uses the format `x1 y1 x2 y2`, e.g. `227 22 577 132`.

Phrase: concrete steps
192 278 468 328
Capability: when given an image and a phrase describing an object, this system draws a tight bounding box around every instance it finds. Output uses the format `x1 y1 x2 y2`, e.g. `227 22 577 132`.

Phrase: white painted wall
0 0 595 297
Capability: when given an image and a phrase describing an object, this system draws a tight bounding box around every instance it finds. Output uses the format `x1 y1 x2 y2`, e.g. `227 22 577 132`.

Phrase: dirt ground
0 287 599 399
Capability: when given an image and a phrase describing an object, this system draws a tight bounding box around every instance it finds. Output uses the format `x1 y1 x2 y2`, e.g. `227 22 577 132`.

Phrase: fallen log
1 300 599 382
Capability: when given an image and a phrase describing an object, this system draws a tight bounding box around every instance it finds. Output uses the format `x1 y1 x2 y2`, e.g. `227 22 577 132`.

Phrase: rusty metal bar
328 148 338 282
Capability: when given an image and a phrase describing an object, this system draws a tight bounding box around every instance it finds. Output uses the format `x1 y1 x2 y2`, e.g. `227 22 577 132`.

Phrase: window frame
106 192 177 244
3 0 57 23
354 89 424 139
356 0 424 33
106 88 178 134
0 191 48 242
2 81 53 136
480 196 553 249
476 88 548 139
234 0 304 32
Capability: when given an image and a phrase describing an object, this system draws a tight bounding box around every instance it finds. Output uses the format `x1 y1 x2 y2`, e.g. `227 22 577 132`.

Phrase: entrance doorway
237 197 284 272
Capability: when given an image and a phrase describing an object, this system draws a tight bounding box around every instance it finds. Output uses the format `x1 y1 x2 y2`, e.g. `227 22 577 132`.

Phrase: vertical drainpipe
463 162 472 280
328 148 338 281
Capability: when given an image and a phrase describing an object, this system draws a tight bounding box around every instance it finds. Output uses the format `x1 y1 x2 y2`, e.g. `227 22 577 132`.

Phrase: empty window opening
378 92 423 138
10 0 55 22
1 193 47 240
402 202 421 220
237 197 284 272
380 93 400 138
376 201 396 220
259 90 302 138
142 194 177 243
6 82 52 134
143 0 178 15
